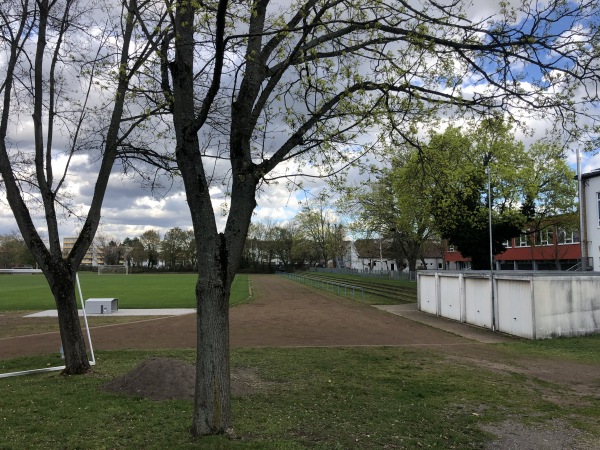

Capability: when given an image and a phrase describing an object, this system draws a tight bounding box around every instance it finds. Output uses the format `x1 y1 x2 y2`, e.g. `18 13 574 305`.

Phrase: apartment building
62 237 104 266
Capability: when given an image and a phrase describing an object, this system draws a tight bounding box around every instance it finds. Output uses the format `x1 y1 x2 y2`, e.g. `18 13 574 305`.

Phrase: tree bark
43 261 91 375
190 251 231 436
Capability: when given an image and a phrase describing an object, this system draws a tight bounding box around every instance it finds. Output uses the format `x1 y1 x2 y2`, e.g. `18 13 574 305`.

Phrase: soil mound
103 357 195 401
103 358 272 401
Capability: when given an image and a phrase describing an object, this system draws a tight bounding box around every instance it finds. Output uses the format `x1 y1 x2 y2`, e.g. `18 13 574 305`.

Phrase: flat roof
581 169 600 180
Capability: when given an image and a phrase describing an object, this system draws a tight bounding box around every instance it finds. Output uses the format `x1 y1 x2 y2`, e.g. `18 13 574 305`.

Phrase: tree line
0 233 36 269
243 196 346 272
97 229 196 271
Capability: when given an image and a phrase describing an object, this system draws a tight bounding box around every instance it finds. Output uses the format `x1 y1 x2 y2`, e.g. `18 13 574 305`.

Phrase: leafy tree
0 233 35 268
405 120 577 269
161 227 188 269
294 195 345 267
0 0 165 374
103 241 123 266
243 221 277 270
290 234 321 268
343 166 435 272
123 237 146 269
181 230 197 270
130 0 599 436
95 234 125 266
271 225 295 270
139 230 161 268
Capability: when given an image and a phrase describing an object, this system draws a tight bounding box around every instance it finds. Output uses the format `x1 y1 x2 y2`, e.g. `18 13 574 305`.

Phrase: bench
85 298 119 314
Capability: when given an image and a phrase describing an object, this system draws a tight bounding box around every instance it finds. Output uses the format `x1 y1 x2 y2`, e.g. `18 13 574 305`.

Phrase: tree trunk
190 263 231 436
45 265 91 375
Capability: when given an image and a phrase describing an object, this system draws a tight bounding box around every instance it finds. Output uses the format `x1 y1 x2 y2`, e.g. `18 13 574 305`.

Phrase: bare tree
295 195 343 266
0 0 166 373
130 0 599 436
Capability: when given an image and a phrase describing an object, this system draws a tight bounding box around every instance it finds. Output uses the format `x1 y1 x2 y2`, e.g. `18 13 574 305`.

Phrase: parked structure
418 271 600 339
582 169 600 271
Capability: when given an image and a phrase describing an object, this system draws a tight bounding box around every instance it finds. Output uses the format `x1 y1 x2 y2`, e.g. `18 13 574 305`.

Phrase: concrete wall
417 271 600 339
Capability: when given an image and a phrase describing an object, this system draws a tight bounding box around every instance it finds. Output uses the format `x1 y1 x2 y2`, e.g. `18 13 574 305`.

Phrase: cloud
2 0 597 248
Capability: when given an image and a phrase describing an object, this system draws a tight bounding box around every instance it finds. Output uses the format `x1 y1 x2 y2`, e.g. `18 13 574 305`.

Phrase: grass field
1 339 600 449
2 273 600 448
0 273 250 310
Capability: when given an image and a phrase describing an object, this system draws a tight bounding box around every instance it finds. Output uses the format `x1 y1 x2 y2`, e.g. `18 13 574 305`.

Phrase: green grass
498 333 600 364
287 272 417 305
1 344 599 449
0 273 250 310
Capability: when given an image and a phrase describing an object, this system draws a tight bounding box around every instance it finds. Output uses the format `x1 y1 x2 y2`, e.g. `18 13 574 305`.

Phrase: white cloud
2 0 598 247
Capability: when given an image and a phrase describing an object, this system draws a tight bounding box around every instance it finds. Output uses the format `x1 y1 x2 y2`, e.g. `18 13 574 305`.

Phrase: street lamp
485 162 496 331
486 164 496 331
486 166 493 271
576 147 587 271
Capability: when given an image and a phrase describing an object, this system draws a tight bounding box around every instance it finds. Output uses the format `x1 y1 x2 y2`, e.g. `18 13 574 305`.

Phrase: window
502 239 512 248
519 233 531 247
448 245 455 252
557 229 580 245
597 192 600 227
538 229 553 246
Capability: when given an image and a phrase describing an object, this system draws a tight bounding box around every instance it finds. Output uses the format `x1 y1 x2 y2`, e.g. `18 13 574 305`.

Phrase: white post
577 147 587 271
487 165 496 331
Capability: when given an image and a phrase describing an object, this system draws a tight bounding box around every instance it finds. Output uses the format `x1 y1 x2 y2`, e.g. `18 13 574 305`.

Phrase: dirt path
1 275 473 358
1 275 598 392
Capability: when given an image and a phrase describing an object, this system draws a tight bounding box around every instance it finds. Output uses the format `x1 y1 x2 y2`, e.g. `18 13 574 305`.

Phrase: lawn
1 341 600 449
3 274 600 448
0 273 250 310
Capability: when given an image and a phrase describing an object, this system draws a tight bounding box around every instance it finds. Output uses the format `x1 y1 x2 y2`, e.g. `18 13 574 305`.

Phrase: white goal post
98 265 128 275
0 270 95 379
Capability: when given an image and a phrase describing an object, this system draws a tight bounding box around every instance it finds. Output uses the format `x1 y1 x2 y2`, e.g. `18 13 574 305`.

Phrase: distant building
444 220 581 271
350 238 400 272
62 237 104 266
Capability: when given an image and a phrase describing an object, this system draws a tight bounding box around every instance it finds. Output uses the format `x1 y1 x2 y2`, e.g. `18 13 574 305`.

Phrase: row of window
503 229 580 248
447 229 579 252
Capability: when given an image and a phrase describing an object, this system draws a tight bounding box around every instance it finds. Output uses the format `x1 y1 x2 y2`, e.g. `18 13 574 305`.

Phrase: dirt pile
103 357 272 400
103 358 195 400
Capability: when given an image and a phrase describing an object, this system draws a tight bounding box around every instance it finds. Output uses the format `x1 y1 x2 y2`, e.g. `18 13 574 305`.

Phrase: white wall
584 174 600 270
418 271 600 339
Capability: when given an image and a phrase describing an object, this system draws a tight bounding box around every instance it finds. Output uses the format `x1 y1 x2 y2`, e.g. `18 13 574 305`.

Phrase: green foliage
0 234 36 269
399 119 576 269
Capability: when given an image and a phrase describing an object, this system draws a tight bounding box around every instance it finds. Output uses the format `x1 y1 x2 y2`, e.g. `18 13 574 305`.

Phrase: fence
279 272 365 302
310 267 417 282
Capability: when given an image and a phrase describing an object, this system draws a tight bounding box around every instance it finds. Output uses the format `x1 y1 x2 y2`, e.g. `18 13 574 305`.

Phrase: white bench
85 298 119 314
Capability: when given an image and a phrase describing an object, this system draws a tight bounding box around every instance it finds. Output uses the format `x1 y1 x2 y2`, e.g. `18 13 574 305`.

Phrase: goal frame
0 270 96 378
98 264 128 275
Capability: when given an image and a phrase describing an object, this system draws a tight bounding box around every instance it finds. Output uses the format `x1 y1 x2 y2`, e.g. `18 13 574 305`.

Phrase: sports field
0 272 250 310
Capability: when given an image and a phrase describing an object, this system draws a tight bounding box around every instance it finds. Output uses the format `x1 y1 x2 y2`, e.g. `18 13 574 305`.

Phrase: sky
1 0 599 244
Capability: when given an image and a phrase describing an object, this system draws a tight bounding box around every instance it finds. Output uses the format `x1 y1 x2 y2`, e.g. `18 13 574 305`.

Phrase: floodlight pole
487 165 496 331
577 147 587 271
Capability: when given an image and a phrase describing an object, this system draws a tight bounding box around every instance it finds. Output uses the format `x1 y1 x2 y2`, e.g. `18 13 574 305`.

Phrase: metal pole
487 165 496 331
577 147 587 271
379 235 383 274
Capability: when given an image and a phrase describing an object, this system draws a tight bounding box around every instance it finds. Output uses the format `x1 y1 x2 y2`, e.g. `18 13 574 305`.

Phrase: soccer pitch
0 272 249 310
